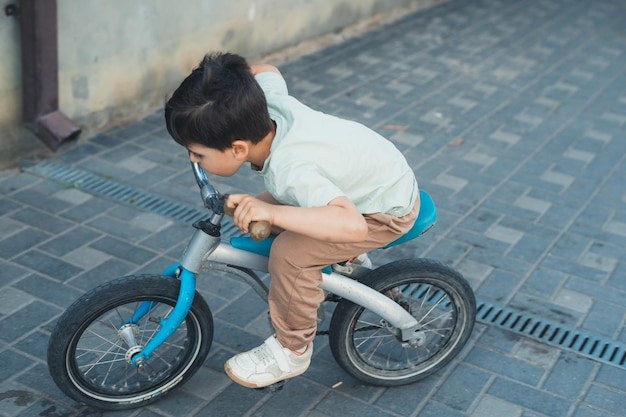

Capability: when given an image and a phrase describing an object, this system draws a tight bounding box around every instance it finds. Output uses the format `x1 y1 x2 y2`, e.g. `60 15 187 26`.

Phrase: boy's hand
226 194 275 235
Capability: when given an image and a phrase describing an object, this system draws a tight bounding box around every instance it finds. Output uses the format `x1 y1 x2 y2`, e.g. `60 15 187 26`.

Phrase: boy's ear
231 140 249 161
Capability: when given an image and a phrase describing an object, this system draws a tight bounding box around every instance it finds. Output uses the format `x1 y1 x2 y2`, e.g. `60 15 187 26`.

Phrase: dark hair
164 52 274 150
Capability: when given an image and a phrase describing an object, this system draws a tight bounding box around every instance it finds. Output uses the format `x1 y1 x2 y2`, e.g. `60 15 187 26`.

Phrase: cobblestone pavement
1 0 625 416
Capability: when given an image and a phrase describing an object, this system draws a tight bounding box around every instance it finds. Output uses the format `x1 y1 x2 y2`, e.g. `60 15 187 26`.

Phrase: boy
165 52 419 388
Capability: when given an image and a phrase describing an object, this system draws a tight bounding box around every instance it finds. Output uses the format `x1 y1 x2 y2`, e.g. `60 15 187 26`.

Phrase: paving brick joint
1 0 625 416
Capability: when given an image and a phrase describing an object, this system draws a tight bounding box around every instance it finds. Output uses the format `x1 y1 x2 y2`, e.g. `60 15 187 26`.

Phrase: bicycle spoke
419 308 453 328
83 328 126 350
350 282 460 375
80 343 125 376
69 299 195 395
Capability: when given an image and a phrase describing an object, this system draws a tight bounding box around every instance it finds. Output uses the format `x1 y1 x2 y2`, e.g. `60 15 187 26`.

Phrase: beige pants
267 198 420 350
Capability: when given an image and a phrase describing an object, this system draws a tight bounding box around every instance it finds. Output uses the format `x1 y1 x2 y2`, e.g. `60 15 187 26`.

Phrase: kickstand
255 380 286 393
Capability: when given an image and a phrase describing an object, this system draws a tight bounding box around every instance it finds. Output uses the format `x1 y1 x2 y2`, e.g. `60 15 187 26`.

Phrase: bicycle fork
125 225 221 367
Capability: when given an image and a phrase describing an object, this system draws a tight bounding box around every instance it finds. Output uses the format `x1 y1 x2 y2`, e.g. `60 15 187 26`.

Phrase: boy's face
187 143 244 177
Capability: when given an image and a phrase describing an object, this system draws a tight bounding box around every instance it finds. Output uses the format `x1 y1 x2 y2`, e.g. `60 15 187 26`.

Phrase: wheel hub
118 324 145 364
125 345 145 364
404 331 427 348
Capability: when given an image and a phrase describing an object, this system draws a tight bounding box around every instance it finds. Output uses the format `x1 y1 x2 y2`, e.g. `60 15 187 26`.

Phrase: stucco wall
0 0 441 169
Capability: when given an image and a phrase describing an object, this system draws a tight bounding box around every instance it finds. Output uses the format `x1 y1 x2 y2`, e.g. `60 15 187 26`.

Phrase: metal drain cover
476 300 626 369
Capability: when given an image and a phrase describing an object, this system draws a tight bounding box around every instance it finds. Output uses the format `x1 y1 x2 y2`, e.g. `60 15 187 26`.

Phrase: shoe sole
223 362 309 389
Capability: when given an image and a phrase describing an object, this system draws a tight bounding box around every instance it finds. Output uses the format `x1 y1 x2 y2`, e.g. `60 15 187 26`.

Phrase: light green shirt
255 72 418 217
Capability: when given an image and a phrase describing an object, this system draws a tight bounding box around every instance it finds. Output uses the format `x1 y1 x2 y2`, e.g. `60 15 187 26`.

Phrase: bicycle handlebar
191 162 271 241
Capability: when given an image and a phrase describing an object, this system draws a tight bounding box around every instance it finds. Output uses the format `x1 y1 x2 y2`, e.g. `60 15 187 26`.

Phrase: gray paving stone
0 301 62 344
375 377 440 416
520 267 565 300
606 262 626 292
9 189 70 214
313 391 397 417
508 234 555 264
513 339 560 369
0 174 38 196
0 287 35 316
139 223 192 252
583 384 625 416
581 302 625 339
88 236 157 265
66 258 137 291
465 346 544 386
0 349 34 380
553 288 594 314
9 208 74 235
0 198 21 216
543 352 597 399
540 254 607 283
136 409 166 417
0 382 40 417
12 251 83 282
86 216 152 243
572 406 616 417
58 198 117 223
12 274 83 309
251 379 330 417
37 227 100 257
419 403 466 417
488 378 572 417
198 383 264 417
465 246 533 278
12 331 50 363
564 276 626 312
475 269 521 303
432 364 491 412
0 263 29 286
148 389 205 417
0 217 26 238
472 396 523 417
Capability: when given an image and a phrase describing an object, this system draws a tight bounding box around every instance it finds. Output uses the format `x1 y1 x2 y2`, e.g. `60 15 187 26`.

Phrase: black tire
328 259 475 386
47 275 213 410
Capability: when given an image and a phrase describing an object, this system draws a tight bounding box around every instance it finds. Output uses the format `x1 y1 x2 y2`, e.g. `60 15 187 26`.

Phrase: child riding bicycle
164 52 420 388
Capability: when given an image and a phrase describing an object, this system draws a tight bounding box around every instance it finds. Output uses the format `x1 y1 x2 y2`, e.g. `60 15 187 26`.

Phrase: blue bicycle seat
383 190 437 248
230 190 437 256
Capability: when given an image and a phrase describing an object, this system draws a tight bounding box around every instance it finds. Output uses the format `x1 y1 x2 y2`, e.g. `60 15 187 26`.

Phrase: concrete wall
0 0 440 169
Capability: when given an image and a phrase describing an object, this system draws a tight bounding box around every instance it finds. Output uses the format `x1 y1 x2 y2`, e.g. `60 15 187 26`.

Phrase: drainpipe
6 0 81 150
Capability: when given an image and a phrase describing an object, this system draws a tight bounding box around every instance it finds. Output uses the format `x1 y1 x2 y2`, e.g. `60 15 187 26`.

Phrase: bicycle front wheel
328 259 476 386
47 275 213 410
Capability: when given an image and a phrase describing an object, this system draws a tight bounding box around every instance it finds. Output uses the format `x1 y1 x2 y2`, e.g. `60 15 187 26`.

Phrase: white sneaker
224 335 312 388
332 253 373 277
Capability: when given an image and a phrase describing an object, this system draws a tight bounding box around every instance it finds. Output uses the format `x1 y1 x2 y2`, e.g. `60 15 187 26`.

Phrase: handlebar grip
223 205 272 241
248 221 272 242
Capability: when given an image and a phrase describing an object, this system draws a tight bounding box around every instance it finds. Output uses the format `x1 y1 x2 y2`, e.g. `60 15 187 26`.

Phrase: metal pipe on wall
10 0 81 150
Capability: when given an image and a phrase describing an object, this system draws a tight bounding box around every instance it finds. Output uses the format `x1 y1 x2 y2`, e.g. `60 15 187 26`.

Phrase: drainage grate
24 161 626 370
24 161 239 235
476 300 626 370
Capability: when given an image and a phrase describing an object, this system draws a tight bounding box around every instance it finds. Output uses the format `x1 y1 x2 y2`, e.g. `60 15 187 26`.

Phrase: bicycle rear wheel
47 275 213 410
328 259 475 386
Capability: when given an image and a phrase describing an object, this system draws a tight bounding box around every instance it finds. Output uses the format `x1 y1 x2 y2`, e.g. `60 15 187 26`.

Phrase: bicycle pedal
255 380 286 393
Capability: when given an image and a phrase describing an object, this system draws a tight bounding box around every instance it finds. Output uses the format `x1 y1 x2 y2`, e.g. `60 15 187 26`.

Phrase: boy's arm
227 194 368 243
255 190 281 205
